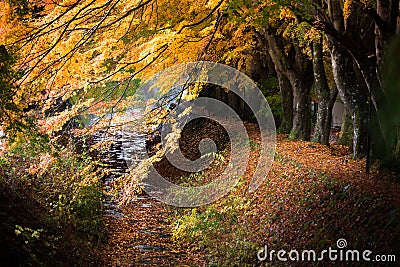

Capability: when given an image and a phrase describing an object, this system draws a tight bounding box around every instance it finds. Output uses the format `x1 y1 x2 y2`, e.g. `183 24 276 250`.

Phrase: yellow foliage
5 0 223 116
343 0 354 19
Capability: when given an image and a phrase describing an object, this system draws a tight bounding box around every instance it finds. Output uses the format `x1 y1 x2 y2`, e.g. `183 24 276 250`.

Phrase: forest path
98 195 193 266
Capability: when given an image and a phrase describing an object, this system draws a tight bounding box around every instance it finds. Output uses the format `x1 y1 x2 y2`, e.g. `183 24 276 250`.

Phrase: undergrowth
0 130 104 266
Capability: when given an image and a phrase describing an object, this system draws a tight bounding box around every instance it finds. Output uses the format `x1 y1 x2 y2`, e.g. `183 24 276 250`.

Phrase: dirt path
98 194 199 267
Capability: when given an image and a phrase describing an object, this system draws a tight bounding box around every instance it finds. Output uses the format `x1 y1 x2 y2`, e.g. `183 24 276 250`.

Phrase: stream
90 127 189 266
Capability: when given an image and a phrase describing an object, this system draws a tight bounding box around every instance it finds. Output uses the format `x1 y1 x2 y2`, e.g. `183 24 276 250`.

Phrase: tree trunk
312 38 338 145
325 0 370 157
289 73 311 141
276 71 293 134
375 0 400 66
227 90 241 116
329 40 369 158
288 40 313 141
265 28 311 140
338 107 354 148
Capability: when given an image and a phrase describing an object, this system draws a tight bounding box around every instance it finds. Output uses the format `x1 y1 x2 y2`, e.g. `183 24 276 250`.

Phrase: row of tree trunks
202 0 398 165
204 0 399 165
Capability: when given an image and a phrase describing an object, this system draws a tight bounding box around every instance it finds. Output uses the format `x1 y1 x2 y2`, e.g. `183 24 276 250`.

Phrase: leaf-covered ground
97 194 205 266
97 120 400 266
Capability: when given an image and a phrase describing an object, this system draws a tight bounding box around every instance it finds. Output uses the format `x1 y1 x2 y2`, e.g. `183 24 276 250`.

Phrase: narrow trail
100 195 191 266
91 131 199 266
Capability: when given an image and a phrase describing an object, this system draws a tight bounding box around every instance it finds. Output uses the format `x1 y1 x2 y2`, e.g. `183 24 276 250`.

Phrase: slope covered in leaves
169 121 400 266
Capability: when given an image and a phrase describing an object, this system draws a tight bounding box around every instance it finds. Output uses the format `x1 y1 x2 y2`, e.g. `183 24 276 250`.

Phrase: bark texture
329 39 369 158
265 28 312 140
312 38 338 145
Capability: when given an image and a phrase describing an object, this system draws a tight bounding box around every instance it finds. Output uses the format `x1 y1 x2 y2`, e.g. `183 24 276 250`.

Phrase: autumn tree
0 0 40 136
200 11 278 121
0 0 227 137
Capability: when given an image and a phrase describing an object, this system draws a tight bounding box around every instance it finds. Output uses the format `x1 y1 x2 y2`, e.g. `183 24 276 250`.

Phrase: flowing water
90 126 189 266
